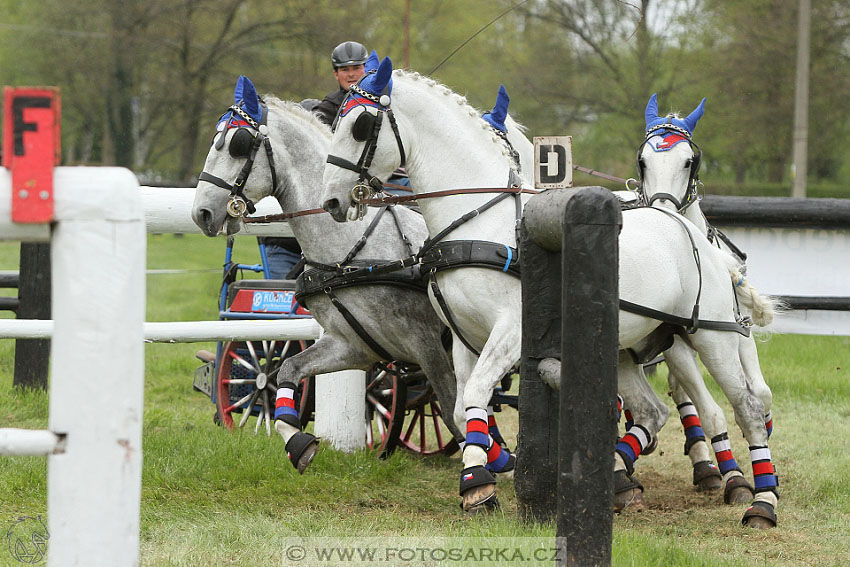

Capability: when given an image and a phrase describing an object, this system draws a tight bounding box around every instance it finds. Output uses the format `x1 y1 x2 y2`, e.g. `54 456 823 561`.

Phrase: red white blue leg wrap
711 433 742 475
750 445 779 494
274 382 300 428
678 401 707 455
615 424 651 475
465 407 514 473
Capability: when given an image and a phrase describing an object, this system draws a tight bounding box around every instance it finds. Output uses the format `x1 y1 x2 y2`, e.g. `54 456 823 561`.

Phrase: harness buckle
226 196 248 218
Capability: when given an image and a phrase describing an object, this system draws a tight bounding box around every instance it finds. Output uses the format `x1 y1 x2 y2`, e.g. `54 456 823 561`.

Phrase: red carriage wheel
399 376 460 456
215 339 313 435
364 366 407 458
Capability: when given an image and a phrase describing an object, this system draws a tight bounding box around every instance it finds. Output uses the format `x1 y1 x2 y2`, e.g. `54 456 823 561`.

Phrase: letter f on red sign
3 87 61 223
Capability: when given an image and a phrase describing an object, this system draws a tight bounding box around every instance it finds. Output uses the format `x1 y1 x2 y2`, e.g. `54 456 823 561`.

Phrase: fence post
13 242 51 389
518 187 620 566
516 220 562 522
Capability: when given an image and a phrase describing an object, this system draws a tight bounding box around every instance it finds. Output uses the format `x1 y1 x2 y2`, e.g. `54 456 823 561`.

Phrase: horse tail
727 265 783 327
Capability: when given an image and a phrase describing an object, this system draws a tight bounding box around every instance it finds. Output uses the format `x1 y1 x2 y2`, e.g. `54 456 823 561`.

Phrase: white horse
320 57 780 528
191 75 463 472
498 88 753 502
633 93 778 506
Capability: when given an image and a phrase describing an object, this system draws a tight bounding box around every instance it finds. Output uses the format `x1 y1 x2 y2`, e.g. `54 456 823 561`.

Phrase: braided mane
392 70 517 164
262 95 332 141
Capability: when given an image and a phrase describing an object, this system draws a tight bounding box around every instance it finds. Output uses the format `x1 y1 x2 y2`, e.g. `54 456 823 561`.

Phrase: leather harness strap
620 299 751 337
323 286 395 361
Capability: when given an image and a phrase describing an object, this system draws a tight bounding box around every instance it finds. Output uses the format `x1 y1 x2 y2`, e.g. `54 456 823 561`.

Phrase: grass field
1 235 849 566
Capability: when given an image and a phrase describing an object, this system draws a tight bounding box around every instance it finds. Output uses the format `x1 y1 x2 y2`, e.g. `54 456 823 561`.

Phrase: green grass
2 235 850 566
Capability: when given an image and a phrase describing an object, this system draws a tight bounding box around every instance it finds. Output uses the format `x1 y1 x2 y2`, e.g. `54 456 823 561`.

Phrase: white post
46 167 145 567
314 370 367 452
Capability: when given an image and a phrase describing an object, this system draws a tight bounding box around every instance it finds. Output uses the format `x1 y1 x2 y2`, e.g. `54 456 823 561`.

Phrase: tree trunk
106 3 136 168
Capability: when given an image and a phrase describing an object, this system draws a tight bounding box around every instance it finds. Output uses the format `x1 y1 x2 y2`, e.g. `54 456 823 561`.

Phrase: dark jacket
313 87 348 126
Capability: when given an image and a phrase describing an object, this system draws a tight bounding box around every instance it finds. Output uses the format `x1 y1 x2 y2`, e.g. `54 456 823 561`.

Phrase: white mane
263 95 332 141
393 70 518 165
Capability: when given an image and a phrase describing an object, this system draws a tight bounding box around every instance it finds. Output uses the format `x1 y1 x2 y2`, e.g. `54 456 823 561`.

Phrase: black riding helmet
331 41 368 69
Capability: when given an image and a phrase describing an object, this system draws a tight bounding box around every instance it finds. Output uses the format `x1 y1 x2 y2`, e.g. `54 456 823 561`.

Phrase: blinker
352 111 376 142
229 128 256 158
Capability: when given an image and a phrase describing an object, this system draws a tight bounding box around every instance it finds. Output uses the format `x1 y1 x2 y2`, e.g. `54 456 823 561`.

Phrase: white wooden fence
1 173 364 566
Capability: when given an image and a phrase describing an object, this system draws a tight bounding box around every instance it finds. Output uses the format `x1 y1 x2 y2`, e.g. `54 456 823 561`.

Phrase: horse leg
415 345 463 442
693 331 779 528
458 322 521 513
487 406 508 450
667 342 754 502
273 333 374 473
614 352 670 512
739 334 774 437
664 340 723 491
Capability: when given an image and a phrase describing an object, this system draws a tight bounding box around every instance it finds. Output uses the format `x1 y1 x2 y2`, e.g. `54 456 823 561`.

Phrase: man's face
334 64 366 89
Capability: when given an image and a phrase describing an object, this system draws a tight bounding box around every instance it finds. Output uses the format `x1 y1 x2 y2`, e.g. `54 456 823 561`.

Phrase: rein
241 185 537 224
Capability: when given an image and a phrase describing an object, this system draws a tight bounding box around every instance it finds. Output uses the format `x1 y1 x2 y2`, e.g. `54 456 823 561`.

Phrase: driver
314 41 368 126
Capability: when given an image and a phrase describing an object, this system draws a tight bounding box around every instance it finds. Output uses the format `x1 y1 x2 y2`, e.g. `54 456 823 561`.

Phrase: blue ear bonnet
482 85 510 133
216 75 263 130
357 56 394 98
364 50 379 73
644 93 706 140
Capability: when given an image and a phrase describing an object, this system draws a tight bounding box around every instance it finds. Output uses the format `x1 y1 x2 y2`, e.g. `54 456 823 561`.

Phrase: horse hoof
462 489 500 514
459 466 498 513
742 501 777 529
693 461 722 491
285 431 319 475
724 475 755 505
613 470 645 512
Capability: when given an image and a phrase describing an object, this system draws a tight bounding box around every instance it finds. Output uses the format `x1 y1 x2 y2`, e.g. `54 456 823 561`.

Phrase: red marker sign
3 87 61 223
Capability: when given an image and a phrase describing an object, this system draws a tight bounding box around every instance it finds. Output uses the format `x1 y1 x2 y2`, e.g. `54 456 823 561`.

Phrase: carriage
191 235 468 457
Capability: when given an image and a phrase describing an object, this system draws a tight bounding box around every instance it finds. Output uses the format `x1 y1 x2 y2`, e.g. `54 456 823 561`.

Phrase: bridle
325 79 407 220
635 123 702 213
198 102 279 218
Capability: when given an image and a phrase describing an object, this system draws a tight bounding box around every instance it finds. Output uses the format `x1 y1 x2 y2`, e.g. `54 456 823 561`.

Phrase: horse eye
684 158 692 169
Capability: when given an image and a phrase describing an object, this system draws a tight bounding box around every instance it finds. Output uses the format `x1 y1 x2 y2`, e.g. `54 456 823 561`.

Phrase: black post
517 221 562 522
13 242 52 389
557 188 620 567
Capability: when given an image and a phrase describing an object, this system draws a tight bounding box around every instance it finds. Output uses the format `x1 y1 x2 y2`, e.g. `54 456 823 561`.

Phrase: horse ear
483 85 510 133
372 56 393 93
242 79 261 120
492 85 510 123
683 98 707 133
234 75 248 105
645 93 660 128
365 50 380 72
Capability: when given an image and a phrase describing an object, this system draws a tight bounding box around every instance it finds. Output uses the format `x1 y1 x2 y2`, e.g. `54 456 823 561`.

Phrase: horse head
192 75 281 236
637 93 706 212
322 55 407 222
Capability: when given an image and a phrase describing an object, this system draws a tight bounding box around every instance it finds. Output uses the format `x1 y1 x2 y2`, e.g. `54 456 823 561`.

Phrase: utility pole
403 0 410 69
791 0 811 198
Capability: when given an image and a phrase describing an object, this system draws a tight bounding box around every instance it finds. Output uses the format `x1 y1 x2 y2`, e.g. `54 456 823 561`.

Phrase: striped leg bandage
711 433 742 475
678 402 706 455
615 424 651 475
750 445 779 495
466 407 512 473
274 382 300 428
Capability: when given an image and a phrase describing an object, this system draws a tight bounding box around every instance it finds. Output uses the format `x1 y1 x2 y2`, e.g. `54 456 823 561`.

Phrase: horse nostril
323 199 339 213
196 208 218 236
